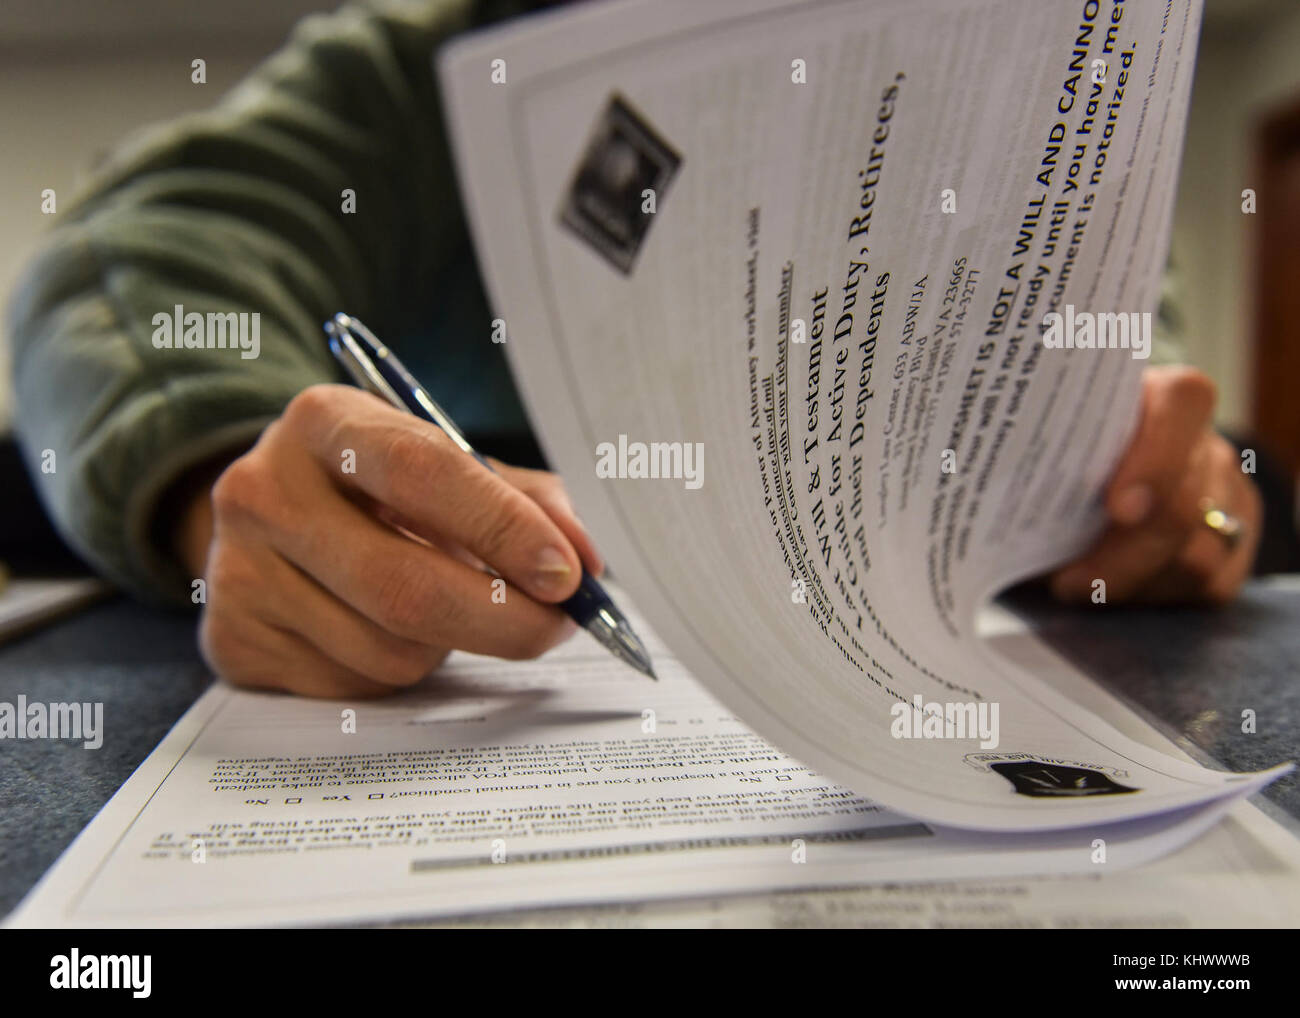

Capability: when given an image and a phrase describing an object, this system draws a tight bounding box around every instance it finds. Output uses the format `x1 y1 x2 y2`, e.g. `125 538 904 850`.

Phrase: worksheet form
439 0 1289 829
7 599 1292 928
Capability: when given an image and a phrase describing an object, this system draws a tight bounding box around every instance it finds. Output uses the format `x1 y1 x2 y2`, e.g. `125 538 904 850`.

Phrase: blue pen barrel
561 575 607 625
327 314 651 676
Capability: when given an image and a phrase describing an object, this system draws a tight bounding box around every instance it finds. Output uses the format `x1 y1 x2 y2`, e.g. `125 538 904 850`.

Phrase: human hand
1049 366 1261 606
182 385 602 697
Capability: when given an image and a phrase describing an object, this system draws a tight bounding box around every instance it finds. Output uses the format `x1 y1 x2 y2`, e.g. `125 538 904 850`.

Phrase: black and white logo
559 93 682 274
989 760 1138 798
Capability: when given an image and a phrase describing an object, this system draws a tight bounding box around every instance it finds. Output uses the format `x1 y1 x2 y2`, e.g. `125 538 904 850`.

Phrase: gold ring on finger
1198 497 1243 549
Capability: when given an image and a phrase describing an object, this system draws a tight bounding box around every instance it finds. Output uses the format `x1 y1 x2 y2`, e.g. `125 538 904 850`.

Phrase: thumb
491 462 605 578
1106 366 1215 525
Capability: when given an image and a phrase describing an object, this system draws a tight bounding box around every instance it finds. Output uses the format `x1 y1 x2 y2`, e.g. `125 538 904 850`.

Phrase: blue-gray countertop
1 578 1297 919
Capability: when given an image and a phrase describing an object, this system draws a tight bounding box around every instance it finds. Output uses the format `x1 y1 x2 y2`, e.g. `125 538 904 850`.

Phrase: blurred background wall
1174 0 1300 477
0 0 328 433
1 0 1297 452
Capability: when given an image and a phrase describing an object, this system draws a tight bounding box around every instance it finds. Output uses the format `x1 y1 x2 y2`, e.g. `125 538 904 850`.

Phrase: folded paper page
438 0 1288 830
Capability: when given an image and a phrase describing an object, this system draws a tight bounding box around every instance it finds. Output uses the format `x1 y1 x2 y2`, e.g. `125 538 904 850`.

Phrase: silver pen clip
324 315 406 411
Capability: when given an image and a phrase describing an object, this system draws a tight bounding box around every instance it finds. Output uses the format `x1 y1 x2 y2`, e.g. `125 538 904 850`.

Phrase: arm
7 0 518 604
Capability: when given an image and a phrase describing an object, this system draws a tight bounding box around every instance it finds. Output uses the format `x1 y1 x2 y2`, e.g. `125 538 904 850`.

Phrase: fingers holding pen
211 444 576 659
283 386 584 604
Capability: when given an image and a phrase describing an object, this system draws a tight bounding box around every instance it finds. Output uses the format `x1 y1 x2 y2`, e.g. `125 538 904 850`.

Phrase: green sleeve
6 0 514 606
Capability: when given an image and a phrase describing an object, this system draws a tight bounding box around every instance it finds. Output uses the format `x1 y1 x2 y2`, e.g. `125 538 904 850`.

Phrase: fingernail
1112 484 1154 525
533 546 573 592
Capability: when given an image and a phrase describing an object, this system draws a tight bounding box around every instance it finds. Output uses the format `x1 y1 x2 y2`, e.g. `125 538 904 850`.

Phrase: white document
419 803 1300 928
8 597 1297 928
437 0 1289 831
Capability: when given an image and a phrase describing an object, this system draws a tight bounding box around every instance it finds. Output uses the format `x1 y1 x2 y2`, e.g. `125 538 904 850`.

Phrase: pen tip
628 648 656 681
598 614 657 680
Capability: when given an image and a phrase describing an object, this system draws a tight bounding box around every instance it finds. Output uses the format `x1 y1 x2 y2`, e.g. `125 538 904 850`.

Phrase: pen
323 312 657 680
